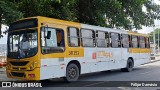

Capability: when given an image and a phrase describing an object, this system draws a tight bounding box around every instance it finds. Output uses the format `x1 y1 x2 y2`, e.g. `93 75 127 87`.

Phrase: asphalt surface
1 61 160 90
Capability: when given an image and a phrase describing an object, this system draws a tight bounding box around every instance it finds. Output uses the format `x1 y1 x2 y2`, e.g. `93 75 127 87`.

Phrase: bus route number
69 51 79 55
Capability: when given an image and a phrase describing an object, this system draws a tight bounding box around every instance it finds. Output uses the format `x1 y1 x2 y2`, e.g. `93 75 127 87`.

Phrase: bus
6 16 150 82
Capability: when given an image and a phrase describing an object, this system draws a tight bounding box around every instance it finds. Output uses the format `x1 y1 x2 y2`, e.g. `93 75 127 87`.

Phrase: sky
138 0 160 34
0 25 8 44
0 0 160 44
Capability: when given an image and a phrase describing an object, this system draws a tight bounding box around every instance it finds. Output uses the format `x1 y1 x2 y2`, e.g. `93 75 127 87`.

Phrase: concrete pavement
0 60 160 90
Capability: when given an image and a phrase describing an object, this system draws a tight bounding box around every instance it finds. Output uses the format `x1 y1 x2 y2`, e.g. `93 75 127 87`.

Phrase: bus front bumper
6 68 40 80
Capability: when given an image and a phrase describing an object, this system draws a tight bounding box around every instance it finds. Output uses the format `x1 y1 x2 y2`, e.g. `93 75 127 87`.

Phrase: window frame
139 36 145 48
110 32 121 48
67 27 80 47
121 34 129 48
40 26 65 54
96 30 109 48
131 35 139 48
80 28 96 47
145 37 150 48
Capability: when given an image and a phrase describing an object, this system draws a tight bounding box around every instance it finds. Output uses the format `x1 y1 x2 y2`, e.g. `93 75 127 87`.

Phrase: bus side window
128 35 132 48
145 37 150 48
110 32 121 48
97 31 109 47
139 36 145 48
81 29 95 47
121 34 129 48
132 35 138 48
68 27 80 47
41 27 65 54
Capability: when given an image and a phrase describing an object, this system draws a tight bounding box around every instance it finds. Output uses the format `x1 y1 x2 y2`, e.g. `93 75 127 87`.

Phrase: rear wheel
64 63 79 82
121 58 134 72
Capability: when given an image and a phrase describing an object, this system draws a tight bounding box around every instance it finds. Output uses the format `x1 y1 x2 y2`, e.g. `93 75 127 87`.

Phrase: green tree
77 0 160 30
0 0 23 37
1 0 160 37
149 28 160 45
17 0 78 21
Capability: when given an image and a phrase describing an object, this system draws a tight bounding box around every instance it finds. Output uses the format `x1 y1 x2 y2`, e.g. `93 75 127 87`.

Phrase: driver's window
41 27 65 54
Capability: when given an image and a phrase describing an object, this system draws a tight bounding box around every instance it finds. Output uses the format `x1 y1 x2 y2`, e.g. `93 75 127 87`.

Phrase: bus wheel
121 59 134 72
64 63 79 82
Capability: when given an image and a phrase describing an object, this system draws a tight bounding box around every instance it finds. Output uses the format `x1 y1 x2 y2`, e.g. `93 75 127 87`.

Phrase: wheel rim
128 61 133 69
68 67 77 79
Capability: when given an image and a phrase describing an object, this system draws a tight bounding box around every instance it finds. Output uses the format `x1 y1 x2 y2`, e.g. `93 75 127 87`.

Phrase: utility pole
153 0 156 56
158 28 159 52
153 26 156 56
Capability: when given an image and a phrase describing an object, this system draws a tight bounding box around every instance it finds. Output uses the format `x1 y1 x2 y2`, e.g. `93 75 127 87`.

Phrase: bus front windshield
7 30 38 59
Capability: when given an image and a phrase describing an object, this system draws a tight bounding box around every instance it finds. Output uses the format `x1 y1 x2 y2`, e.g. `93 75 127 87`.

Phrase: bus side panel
139 49 150 64
109 48 125 70
40 58 65 80
129 48 150 67
121 48 130 68
83 48 99 73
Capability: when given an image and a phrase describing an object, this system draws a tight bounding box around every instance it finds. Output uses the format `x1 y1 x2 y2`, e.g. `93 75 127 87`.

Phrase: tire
121 58 134 72
64 63 79 82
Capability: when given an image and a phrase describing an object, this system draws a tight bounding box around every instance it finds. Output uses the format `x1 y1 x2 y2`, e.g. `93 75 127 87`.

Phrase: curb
142 60 160 65
150 59 160 63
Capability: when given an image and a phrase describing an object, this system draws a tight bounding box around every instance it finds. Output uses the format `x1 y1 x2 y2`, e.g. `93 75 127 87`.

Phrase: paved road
1 61 160 90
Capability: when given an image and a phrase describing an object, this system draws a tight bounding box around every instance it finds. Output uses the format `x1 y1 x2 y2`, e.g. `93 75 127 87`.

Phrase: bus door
40 23 66 78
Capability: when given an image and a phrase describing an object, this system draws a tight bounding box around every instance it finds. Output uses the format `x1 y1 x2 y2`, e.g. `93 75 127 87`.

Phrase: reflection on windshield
8 30 38 59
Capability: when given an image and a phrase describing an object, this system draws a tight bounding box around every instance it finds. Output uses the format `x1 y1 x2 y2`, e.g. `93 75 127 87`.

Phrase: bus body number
69 51 79 55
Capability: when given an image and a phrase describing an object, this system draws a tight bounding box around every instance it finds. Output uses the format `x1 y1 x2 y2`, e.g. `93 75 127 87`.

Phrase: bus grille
10 61 29 66
11 72 25 77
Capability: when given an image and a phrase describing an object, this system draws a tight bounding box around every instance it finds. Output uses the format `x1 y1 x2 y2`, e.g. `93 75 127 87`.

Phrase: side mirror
47 31 51 39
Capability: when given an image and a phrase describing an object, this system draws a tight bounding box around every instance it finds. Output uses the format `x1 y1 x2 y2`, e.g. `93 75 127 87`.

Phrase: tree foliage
1 0 160 37
149 28 160 44
0 0 23 37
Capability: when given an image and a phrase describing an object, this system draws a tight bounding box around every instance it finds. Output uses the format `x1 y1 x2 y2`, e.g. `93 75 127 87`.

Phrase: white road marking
140 71 151 75
83 81 105 87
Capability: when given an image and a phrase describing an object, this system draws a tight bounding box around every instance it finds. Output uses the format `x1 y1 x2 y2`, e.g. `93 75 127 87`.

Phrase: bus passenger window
140 36 145 48
128 35 132 48
41 27 65 54
97 31 109 47
110 32 121 48
81 29 95 47
145 37 150 48
68 27 80 47
132 35 138 48
121 34 129 48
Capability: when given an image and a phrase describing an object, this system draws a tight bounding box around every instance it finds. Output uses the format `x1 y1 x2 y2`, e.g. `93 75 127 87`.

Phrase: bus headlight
29 62 38 70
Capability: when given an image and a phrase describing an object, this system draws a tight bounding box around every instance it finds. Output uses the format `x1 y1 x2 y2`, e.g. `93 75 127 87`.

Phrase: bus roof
13 16 149 37
127 31 149 37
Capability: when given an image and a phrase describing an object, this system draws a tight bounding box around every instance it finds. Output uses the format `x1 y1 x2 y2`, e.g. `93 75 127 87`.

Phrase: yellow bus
6 16 150 82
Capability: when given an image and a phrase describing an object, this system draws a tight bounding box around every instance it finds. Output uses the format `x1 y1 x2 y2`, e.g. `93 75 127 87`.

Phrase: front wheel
64 63 79 82
121 59 134 72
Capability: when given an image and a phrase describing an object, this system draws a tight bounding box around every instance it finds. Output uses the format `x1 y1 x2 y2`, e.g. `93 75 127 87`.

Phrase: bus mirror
47 31 51 39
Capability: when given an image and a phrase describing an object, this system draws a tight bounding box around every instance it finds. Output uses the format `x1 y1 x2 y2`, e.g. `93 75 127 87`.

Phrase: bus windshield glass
7 30 38 59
